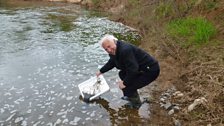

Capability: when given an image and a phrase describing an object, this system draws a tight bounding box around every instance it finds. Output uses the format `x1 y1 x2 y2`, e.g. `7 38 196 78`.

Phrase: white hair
99 34 118 46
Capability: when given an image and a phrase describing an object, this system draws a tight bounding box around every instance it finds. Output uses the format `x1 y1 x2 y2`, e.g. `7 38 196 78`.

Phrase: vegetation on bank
89 0 224 125
167 17 217 46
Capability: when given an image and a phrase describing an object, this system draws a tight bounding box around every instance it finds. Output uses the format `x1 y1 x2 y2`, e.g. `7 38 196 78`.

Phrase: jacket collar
115 40 121 56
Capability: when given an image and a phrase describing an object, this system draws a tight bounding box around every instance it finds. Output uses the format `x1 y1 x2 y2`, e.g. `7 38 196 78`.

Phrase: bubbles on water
69 116 81 125
26 109 32 114
4 92 12 96
62 118 69 124
17 76 22 79
110 88 119 93
90 111 96 117
14 97 25 104
21 120 28 126
66 96 73 101
5 113 16 122
32 121 41 126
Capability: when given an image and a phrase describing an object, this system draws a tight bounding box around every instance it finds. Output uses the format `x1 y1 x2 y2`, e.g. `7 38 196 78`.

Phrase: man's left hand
118 81 126 89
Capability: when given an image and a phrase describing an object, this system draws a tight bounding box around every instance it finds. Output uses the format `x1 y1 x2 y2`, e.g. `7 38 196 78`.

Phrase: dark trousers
119 63 160 97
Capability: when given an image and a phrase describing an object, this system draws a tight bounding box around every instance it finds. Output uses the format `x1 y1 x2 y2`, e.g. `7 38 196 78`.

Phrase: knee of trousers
122 88 137 97
118 71 126 80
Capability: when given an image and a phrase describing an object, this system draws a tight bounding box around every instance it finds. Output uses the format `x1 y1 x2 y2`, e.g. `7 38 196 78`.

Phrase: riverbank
83 0 224 126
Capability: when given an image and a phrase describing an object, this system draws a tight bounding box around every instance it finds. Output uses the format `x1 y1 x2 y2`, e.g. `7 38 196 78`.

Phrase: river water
0 1 150 125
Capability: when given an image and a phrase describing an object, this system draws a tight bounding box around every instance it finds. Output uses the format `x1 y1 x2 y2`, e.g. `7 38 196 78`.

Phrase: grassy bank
87 0 224 125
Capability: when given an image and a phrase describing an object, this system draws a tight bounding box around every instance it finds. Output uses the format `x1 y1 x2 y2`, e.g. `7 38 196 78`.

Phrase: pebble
159 88 181 116
138 103 150 118
160 97 166 102
173 91 184 98
188 97 207 112
163 102 172 110
173 106 180 111
172 117 181 126
168 109 174 115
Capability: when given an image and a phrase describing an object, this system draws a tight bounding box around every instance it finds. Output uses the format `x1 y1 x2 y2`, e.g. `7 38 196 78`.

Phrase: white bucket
78 75 110 101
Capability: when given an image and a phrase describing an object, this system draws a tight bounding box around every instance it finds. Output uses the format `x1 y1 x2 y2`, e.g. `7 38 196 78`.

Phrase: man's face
102 39 116 55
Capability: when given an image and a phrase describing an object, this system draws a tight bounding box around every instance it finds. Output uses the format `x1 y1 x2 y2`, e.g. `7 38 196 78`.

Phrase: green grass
91 0 100 6
205 1 217 10
167 17 216 45
154 2 173 19
113 32 141 46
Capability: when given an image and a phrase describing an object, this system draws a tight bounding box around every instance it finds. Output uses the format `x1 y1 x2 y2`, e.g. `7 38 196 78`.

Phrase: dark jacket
100 40 158 86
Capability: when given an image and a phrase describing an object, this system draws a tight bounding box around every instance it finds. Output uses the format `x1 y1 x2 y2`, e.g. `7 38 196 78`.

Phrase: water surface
0 1 150 125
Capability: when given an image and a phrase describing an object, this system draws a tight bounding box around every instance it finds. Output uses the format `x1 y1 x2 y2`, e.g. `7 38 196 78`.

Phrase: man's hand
96 71 102 77
118 81 126 89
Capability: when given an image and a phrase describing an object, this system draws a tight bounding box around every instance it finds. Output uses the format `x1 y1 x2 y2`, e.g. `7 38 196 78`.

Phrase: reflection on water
85 98 151 125
0 1 149 125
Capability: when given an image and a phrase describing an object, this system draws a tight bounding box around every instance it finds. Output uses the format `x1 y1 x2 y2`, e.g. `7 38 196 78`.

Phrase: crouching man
96 34 160 108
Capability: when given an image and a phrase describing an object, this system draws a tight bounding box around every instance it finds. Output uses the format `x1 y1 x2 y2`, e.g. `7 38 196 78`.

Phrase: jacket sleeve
122 49 139 86
100 58 115 73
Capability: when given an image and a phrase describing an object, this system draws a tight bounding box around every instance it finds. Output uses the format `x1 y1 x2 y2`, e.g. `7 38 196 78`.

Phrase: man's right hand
96 71 102 77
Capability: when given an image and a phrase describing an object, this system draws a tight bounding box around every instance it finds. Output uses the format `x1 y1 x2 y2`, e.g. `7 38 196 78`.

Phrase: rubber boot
124 92 142 109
